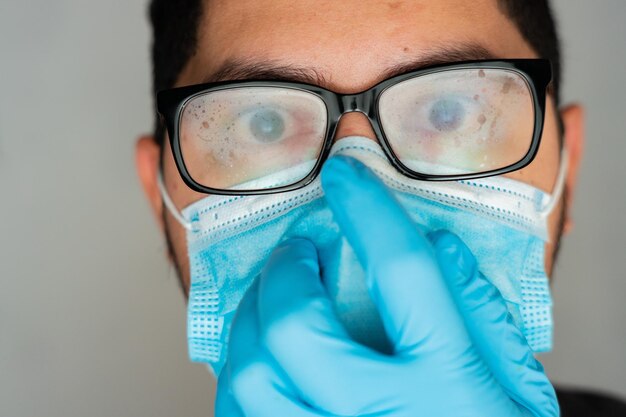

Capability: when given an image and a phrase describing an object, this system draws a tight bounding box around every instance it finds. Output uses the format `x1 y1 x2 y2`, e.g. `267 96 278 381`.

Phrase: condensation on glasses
180 87 328 190
378 68 535 175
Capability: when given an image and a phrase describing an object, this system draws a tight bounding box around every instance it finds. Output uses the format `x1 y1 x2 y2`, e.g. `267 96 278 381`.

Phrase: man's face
137 0 583 294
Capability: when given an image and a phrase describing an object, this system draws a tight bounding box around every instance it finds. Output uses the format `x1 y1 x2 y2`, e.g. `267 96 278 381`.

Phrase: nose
333 111 378 144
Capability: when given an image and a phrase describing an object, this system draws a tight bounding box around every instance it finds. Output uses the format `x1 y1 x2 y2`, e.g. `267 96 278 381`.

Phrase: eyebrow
201 43 496 89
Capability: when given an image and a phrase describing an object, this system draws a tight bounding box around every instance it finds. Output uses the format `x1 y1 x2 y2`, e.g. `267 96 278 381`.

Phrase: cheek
163 143 208 208
499 97 563 276
503 97 561 194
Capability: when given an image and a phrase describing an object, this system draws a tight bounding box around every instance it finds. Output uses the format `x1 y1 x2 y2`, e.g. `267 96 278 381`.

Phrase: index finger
320 156 469 355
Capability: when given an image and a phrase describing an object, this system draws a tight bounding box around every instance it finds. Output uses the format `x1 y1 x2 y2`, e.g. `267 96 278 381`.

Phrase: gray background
1 0 624 415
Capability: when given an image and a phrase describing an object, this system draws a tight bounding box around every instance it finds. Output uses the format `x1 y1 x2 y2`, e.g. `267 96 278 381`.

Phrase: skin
136 0 584 294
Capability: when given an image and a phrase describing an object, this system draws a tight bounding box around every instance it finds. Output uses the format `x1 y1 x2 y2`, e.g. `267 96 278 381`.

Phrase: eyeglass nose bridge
339 91 376 117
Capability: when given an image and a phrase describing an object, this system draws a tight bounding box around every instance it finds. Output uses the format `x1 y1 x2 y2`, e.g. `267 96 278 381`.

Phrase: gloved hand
216 156 559 417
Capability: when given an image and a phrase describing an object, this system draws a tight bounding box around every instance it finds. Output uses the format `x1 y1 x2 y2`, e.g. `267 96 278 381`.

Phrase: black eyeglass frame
157 59 552 196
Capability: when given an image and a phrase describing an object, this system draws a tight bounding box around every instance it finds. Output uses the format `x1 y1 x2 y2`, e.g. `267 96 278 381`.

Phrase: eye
232 105 296 145
247 108 286 143
423 94 478 135
428 97 466 132
404 93 490 140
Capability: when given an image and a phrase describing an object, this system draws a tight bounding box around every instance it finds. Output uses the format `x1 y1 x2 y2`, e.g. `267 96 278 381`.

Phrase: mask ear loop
540 145 569 217
157 171 193 231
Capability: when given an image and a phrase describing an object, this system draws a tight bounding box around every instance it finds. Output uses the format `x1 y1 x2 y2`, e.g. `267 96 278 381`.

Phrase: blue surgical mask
159 136 567 377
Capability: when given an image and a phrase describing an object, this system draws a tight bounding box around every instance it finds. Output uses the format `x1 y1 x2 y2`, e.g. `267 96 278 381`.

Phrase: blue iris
249 109 285 142
429 98 465 132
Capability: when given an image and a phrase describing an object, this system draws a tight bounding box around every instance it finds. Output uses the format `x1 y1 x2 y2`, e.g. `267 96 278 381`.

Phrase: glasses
157 59 552 195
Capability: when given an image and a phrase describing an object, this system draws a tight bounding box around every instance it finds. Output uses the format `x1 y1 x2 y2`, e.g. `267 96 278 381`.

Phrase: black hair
148 0 561 145
149 0 204 144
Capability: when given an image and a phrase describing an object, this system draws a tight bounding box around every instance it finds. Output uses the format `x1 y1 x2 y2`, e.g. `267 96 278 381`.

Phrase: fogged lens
378 68 535 175
180 87 328 190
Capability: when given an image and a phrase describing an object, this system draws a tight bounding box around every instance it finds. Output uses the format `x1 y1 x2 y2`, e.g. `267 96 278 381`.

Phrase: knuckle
428 229 463 249
468 271 502 301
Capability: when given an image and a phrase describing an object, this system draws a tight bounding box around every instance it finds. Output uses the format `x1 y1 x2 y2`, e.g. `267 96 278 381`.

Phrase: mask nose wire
540 145 569 217
157 171 193 231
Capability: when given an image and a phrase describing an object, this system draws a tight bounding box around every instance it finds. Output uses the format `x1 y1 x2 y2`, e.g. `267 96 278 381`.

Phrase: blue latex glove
216 156 559 417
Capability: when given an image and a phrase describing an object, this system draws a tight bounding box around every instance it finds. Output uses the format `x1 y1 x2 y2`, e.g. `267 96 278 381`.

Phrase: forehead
179 0 536 91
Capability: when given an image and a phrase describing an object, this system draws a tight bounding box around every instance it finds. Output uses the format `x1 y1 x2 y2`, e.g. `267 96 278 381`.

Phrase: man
136 0 626 415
